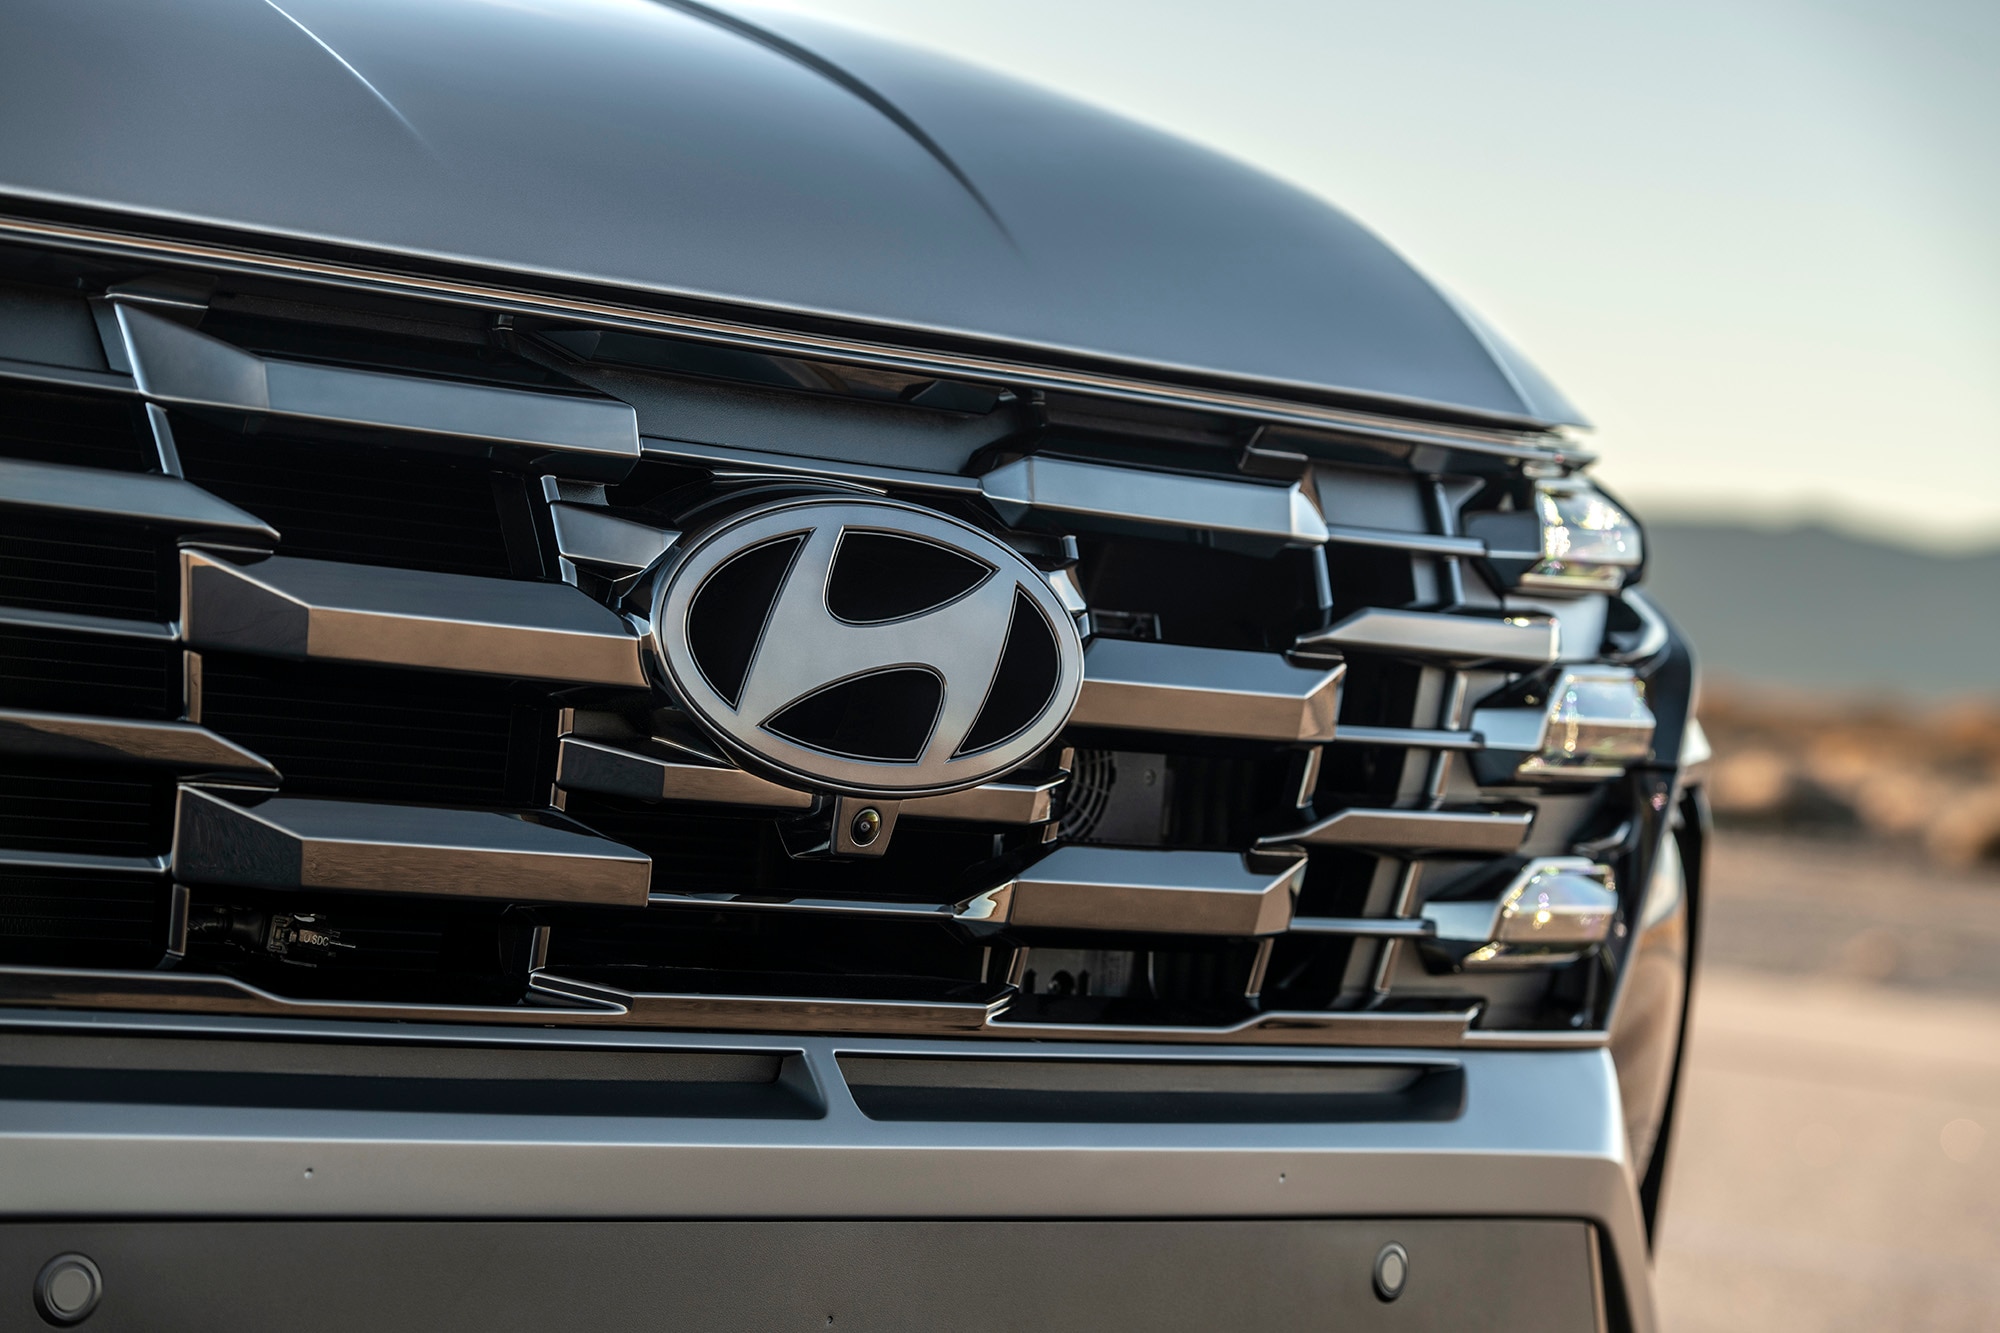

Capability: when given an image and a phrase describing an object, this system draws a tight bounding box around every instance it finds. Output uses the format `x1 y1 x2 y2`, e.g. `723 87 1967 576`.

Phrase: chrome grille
0 245 1683 1048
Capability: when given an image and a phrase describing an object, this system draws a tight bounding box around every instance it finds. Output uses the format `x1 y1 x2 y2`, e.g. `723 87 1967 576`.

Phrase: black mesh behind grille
1326 543 1418 616
547 908 988 999
0 759 173 856
0 511 166 621
1259 934 1359 1011
1292 849 1379 919
198 656 548 806
1255 848 1377 1009
1335 658 1423 728
1163 752 1301 847
0 625 177 718
1076 536 1320 652
1004 937 1262 1027
174 418 516 577
0 867 167 968
185 889 523 1007
558 798 765 893
1315 658 1426 804
0 385 153 472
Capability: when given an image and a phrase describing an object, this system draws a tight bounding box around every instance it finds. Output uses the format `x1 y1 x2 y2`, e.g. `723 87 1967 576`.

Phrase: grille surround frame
0 229 1695 1052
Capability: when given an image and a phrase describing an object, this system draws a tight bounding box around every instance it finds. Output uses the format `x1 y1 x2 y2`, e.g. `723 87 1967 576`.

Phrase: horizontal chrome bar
0 605 177 641
640 437 982 497
1072 639 1344 743
111 304 641 476
0 215 1586 463
1259 806 1533 854
645 845 1302 934
987 1007 1480 1046
0 962 1475 1046
519 972 630 1012
644 892 953 918
0 849 168 875
0 962 1554 1046
0 353 134 395
182 551 648 687
579 983 1008 1035
556 735 814 809
0 964 1008 1036
1286 916 1436 939
1320 523 1488 557
0 457 276 539
0 708 275 778
1296 607 1559 664
1328 725 1484 751
559 731 1063 825
971 846 1307 936
173 788 652 907
901 775 1063 825
981 456 1328 547
0 965 635 1027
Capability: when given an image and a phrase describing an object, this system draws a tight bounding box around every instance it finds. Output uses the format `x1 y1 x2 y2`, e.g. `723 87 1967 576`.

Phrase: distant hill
1639 520 2000 697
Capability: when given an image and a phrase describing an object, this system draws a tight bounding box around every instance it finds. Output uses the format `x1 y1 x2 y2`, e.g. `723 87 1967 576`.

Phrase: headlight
1467 478 1644 596
1422 858 1618 970
1471 666 1657 782
1521 479 1643 593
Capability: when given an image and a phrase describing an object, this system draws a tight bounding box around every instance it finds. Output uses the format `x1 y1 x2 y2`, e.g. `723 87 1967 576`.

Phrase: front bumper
0 1010 1652 1331
4 1218 1604 1331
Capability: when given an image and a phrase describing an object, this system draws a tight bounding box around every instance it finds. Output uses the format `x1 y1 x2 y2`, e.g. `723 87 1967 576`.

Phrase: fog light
1422 857 1617 969
1473 666 1656 782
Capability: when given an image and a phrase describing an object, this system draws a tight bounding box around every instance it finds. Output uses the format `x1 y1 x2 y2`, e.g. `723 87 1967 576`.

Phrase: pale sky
775 0 2000 552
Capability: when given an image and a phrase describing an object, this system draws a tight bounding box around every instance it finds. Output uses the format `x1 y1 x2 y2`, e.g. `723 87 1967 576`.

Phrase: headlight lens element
1472 666 1657 782
1519 480 1643 594
1422 857 1618 970
1518 667 1657 779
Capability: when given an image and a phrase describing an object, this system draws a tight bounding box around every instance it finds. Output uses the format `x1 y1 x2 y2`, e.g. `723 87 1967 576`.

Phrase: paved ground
1653 833 2000 1331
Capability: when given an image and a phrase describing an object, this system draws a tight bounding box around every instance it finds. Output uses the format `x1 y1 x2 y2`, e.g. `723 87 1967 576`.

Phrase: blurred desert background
1645 521 2000 1332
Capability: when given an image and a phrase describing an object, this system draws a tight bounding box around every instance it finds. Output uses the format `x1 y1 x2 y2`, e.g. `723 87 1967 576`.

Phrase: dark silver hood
0 0 1582 427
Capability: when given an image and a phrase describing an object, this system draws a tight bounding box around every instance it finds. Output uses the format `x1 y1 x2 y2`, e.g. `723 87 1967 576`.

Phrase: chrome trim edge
1073 640 1344 743
0 708 276 777
172 788 653 907
112 303 641 474
1260 806 1533 854
0 458 277 539
1297 607 1560 665
981 456 1328 547
0 214 1587 463
976 845 1306 936
181 550 649 687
